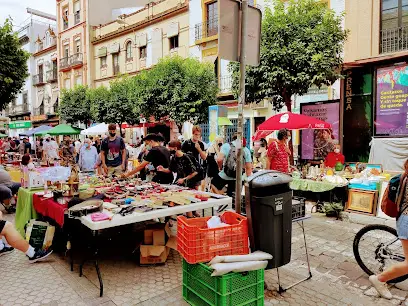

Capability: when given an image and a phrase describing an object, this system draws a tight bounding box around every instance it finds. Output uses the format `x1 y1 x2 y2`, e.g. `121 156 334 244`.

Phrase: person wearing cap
122 134 173 184
101 123 127 176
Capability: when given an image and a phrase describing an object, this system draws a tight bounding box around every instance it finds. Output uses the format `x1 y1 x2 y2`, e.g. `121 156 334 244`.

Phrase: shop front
339 54 408 218
8 120 32 137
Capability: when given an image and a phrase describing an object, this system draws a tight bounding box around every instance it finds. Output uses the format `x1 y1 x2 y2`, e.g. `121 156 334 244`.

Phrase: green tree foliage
0 19 30 109
59 85 92 127
142 56 218 126
87 56 217 129
231 0 348 111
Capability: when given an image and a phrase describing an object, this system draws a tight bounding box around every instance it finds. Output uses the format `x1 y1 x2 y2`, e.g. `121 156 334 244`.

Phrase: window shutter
167 22 179 38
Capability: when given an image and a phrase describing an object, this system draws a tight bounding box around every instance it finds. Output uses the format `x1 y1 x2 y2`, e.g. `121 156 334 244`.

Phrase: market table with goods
291 162 398 217
13 163 316 305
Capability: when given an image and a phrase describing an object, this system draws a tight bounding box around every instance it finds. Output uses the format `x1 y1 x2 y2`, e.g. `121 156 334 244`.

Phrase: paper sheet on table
210 261 268 276
209 251 272 265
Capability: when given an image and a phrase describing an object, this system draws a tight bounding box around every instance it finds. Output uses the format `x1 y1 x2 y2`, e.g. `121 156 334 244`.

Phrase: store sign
300 101 340 160
376 65 408 136
9 121 32 129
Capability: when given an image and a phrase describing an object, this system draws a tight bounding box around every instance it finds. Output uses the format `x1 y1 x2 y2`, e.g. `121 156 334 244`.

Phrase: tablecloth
290 178 343 193
14 188 41 237
33 194 68 227
7 169 21 183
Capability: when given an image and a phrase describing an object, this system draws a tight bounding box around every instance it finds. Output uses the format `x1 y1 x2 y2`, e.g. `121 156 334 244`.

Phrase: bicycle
353 224 408 283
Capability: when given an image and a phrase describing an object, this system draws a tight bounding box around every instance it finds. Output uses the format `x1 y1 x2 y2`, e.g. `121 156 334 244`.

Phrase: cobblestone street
1 211 407 306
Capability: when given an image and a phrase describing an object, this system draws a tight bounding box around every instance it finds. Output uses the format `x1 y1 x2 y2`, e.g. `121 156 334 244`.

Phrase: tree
91 77 140 135
0 19 30 109
142 56 218 127
231 0 348 111
59 85 92 127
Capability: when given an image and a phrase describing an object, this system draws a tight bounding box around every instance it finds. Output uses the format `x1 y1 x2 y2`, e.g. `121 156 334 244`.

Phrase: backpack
223 142 245 178
381 174 407 218
185 153 204 182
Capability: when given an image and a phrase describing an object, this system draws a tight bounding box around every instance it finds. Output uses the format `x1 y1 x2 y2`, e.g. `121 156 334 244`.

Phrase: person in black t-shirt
158 140 199 189
122 134 173 184
181 125 207 163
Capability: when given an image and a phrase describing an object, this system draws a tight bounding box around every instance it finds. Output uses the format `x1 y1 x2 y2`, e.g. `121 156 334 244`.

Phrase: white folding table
70 195 232 297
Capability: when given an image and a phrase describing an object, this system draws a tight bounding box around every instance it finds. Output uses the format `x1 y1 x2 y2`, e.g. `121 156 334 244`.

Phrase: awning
218 117 233 126
343 51 408 68
20 125 52 136
37 94 44 108
51 91 58 105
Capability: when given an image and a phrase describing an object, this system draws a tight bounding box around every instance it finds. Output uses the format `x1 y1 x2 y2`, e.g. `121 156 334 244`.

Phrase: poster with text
376 65 408 136
301 101 340 160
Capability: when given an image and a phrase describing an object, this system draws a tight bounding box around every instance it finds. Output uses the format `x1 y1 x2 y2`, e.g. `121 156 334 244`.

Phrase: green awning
218 117 233 126
0 133 8 138
36 124 81 136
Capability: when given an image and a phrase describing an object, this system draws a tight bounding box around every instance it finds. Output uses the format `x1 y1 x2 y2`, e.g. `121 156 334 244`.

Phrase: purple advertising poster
376 65 408 136
301 102 340 160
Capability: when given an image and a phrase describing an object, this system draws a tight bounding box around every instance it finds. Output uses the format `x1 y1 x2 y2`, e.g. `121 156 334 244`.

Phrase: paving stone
364 287 380 297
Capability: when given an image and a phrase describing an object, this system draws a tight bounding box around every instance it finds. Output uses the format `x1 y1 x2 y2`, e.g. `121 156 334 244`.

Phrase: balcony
74 12 80 25
60 53 83 71
46 69 58 82
33 74 45 86
219 76 233 94
34 106 45 116
195 18 218 42
140 58 146 69
113 65 120 75
9 104 30 116
380 26 408 54
63 20 68 30
60 56 70 70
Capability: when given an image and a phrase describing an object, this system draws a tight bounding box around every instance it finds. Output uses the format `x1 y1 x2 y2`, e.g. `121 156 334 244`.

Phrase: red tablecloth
33 194 68 227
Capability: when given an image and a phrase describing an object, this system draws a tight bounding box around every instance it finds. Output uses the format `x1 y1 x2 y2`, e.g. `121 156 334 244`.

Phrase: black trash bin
245 170 293 269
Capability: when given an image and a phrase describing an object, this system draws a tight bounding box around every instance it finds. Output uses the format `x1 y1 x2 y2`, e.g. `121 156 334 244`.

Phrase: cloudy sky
0 0 56 29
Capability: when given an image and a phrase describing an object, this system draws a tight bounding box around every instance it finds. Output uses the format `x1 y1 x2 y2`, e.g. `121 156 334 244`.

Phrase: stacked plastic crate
177 211 265 306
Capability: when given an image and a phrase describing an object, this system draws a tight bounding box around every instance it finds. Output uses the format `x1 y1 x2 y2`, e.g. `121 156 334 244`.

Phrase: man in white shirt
74 139 82 162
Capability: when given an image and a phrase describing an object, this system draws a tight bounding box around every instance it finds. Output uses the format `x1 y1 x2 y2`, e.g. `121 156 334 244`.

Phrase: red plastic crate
177 211 249 264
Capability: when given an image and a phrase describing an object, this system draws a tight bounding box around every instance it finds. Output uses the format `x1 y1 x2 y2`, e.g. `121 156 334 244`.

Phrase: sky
0 0 56 30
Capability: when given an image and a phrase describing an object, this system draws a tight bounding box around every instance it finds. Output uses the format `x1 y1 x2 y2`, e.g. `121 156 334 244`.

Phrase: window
100 56 107 68
169 35 179 50
75 39 81 54
206 1 218 37
52 60 57 71
22 92 28 111
63 45 69 58
126 41 133 61
62 7 69 30
381 0 408 30
38 65 43 79
140 46 147 59
113 54 120 75
74 1 81 24
76 76 82 85
64 79 71 89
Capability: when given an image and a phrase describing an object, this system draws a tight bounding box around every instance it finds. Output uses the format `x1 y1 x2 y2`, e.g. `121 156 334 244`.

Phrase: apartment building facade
6 19 51 137
56 0 89 89
341 0 408 166
32 26 60 128
91 0 189 88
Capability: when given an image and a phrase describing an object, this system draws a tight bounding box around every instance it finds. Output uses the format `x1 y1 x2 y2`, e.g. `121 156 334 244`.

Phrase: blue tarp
20 125 52 137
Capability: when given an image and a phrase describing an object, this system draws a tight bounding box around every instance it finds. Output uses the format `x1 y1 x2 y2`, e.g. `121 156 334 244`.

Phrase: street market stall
80 123 108 136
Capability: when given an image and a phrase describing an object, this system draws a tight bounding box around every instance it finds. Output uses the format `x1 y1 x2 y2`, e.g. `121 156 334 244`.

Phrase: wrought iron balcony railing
33 74 45 86
74 12 81 25
380 26 408 54
219 75 233 94
46 69 58 82
195 18 218 41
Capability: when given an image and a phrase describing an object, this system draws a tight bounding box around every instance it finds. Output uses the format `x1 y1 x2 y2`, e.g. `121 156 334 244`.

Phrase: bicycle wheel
353 224 408 284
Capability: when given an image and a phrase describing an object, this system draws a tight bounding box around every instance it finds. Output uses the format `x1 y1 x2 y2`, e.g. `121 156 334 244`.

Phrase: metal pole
235 0 248 214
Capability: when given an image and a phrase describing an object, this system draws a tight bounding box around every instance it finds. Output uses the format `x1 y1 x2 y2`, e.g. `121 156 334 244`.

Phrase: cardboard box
153 230 165 246
140 245 170 264
140 226 177 265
